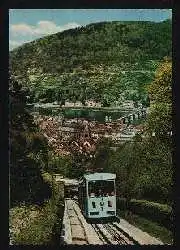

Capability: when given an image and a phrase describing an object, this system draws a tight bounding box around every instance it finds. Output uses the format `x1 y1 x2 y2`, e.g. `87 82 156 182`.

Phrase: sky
9 9 172 51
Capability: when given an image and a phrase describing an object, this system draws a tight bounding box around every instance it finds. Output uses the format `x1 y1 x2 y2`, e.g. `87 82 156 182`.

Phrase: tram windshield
88 180 115 197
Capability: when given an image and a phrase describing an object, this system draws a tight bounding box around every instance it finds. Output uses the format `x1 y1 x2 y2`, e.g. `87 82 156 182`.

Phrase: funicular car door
99 180 116 217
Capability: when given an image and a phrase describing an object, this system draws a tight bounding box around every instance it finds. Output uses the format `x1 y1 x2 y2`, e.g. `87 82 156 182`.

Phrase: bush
129 199 172 230
10 200 64 245
41 172 61 202
10 172 65 245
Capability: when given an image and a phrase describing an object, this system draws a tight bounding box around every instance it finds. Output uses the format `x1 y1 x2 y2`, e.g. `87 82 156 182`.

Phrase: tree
146 59 172 144
133 59 173 202
10 73 51 207
133 136 172 203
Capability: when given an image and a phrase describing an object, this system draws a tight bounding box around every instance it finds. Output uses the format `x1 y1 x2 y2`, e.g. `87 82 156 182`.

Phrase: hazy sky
9 9 172 51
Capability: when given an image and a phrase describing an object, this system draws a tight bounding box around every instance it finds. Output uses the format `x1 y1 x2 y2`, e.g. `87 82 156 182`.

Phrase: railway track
62 199 164 245
63 199 137 245
91 223 135 245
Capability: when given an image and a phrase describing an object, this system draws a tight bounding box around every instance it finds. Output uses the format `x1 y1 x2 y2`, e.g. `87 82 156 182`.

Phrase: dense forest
9 20 171 107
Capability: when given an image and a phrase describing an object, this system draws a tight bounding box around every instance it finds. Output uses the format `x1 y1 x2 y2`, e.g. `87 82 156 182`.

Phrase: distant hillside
9 20 172 107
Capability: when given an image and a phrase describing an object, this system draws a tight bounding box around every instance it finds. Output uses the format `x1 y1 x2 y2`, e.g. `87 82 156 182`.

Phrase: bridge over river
27 103 147 125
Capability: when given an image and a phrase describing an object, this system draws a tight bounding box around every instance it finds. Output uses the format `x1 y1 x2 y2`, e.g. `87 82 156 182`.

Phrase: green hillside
9 20 172 106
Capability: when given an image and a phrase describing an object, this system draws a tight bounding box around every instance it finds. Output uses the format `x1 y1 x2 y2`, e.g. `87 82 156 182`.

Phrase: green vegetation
94 60 172 205
96 135 172 204
10 201 59 245
117 197 173 243
9 20 171 107
129 199 172 230
9 20 172 244
45 154 73 177
9 172 64 245
9 73 65 244
146 59 172 144
92 61 173 240
118 209 173 244
9 73 52 206
117 198 172 230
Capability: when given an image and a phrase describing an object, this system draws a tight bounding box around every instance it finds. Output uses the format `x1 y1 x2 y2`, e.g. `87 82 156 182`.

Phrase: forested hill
9 20 172 106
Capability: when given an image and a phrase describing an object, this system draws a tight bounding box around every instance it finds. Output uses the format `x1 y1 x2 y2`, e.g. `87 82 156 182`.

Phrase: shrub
10 200 64 245
10 172 64 245
129 199 172 230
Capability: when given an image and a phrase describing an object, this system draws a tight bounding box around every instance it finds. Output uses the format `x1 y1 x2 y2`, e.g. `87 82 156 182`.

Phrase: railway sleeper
105 224 133 244
73 237 87 241
113 222 139 245
95 224 118 245
73 239 88 245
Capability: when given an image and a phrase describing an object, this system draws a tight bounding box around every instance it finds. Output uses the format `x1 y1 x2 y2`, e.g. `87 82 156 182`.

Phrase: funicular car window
88 180 115 197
